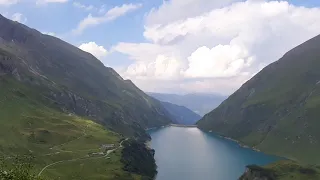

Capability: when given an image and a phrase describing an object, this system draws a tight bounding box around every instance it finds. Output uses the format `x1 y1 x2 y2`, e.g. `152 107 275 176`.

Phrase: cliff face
121 139 157 180
197 34 320 164
0 14 173 139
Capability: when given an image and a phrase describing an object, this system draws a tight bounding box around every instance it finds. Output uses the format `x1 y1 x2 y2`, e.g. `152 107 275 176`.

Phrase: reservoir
149 126 280 180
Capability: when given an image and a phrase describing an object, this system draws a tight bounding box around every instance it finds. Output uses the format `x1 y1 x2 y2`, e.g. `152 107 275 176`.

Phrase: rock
239 165 275 180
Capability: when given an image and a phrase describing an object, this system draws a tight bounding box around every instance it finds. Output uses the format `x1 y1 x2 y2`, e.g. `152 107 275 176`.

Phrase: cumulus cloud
73 3 142 35
42 32 56 36
79 42 108 59
184 45 253 78
2 12 27 23
125 55 182 80
113 0 320 94
11 13 27 23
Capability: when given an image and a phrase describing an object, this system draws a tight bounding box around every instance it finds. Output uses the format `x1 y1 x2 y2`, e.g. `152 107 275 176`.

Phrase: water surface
149 126 280 180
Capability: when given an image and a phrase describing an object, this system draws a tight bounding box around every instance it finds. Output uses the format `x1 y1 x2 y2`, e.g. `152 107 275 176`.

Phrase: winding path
37 139 127 177
50 126 88 150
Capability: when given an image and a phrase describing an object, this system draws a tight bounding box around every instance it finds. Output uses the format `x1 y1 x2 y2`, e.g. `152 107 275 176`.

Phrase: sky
1 0 320 95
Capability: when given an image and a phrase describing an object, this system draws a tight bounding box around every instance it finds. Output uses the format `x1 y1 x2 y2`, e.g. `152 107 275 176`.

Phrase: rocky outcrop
121 139 157 180
239 165 275 180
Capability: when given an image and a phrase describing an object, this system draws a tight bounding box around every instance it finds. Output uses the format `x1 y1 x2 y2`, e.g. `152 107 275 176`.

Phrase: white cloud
72 3 142 35
113 42 176 62
125 55 183 80
2 12 27 23
114 0 320 94
73 2 105 14
79 42 108 59
184 45 253 78
73 2 94 11
145 0 238 26
0 0 19 6
42 31 56 36
11 13 27 23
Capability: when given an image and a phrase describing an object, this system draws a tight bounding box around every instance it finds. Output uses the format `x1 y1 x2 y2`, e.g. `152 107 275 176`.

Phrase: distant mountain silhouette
158 101 201 125
148 93 226 116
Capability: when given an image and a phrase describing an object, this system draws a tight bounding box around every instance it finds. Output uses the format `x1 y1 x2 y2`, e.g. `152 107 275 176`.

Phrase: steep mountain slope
158 101 201 125
0 77 141 179
0 14 172 139
197 34 320 164
148 93 226 116
0 14 172 179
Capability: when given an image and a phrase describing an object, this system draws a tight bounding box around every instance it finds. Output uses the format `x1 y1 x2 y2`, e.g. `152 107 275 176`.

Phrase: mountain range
158 101 201 125
148 92 226 116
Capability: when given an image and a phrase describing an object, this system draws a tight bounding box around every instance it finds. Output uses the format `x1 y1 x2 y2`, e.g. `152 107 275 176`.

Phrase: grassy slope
266 161 320 180
197 34 320 164
240 161 320 180
0 14 172 141
0 77 142 180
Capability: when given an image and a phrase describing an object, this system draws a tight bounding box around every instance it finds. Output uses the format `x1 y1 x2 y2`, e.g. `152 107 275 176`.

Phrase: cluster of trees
121 139 157 180
0 155 43 180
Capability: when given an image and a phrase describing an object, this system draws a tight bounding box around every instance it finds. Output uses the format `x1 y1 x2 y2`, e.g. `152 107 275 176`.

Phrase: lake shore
207 131 262 152
149 126 281 180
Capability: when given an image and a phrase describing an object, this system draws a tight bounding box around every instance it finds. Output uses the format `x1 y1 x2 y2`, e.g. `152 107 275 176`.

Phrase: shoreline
216 133 295 162
207 130 262 152
206 130 294 162
146 125 260 152
222 135 259 151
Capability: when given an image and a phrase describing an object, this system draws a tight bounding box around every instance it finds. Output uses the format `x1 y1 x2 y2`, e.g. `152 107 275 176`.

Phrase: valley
1 0 320 179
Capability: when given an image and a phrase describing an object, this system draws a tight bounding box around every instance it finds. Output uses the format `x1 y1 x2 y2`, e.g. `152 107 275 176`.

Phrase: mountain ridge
0 14 173 139
197 34 320 164
158 101 201 125
0 14 172 179
148 92 226 116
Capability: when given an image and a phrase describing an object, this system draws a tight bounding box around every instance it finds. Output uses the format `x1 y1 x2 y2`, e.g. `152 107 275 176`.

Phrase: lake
148 126 281 180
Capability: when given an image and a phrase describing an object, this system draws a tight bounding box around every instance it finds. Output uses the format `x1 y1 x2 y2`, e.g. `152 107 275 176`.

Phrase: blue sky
1 0 155 45
1 0 320 95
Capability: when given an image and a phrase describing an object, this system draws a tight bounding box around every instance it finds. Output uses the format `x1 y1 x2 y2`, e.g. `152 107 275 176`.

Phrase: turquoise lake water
148 126 281 180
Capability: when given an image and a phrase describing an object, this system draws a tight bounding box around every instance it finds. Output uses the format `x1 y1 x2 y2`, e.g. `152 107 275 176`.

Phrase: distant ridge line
170 124 197 127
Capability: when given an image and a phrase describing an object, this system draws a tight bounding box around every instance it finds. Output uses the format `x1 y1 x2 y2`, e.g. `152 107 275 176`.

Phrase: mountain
0 14 172 138
197 34 320 164
148 93 226 116
0 14 172 179
159 101 201 125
